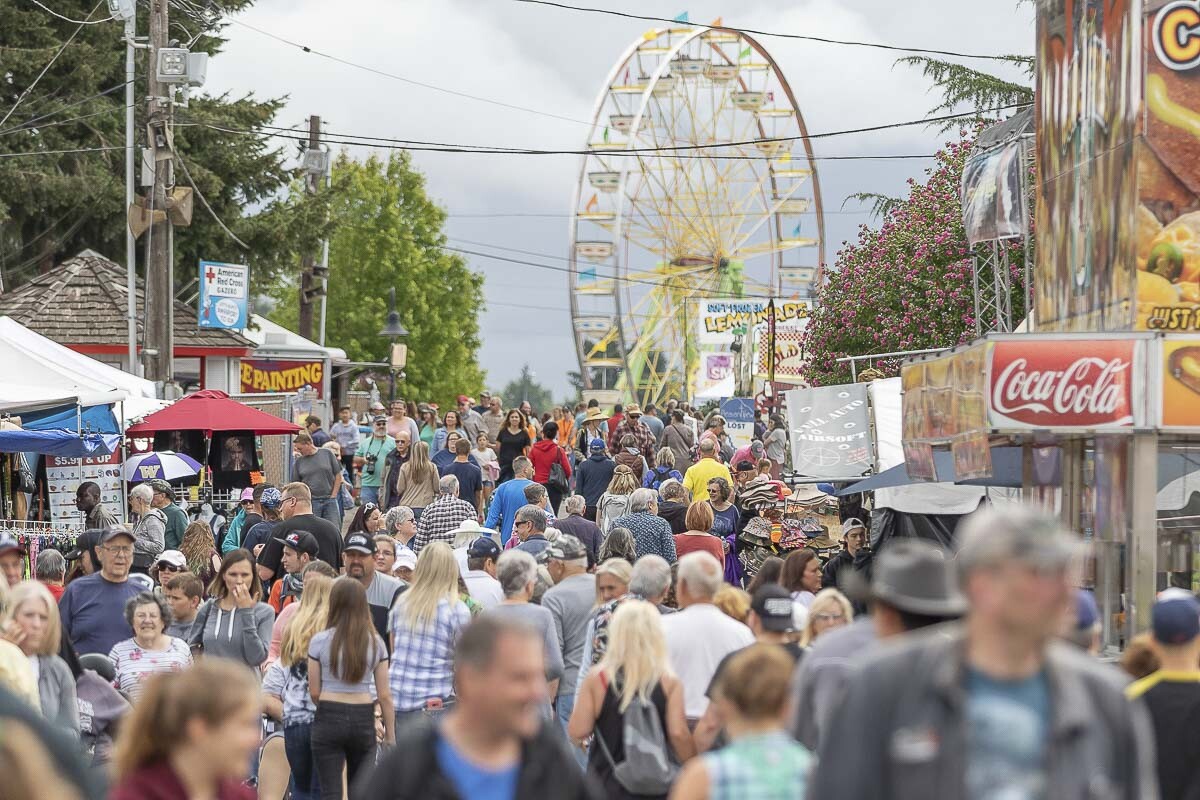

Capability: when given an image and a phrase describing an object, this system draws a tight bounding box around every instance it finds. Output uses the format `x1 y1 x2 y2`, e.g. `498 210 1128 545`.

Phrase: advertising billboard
1034 0 1140 332
239 359 325 397
692 298 810 399
785 383 874 479
198 261 249 330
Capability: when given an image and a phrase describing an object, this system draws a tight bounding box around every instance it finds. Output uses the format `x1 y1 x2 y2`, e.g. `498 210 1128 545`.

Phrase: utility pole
297 115 322 340
143 0 174 387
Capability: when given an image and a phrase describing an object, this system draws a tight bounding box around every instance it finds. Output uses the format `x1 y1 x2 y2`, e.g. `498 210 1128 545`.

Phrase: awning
0 430 120 457
19 403 120 434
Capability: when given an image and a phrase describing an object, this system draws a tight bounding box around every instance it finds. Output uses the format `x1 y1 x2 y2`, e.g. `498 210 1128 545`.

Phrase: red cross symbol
205 266 216 282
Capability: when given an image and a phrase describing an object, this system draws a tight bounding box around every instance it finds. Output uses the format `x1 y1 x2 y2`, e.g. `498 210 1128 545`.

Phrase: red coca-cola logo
988 340 1138 428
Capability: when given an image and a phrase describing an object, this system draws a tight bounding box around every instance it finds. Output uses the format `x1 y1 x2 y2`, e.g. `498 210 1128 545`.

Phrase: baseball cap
99 525 136 545
751 584 796 632
344 532 376 555
65 530 102 561
275 530 320 557
370 401 386 411
156 550 187 569
0 534 26 557
589 437 606 452
734 460 757 474
239 487 255 502
372 415 388 425
394 548 417 573
1152 594 1200 645
148 478 174 496
467 537 502 560
547 534 587 561
842 517 866 533
260 487 283 510
457 394 471 404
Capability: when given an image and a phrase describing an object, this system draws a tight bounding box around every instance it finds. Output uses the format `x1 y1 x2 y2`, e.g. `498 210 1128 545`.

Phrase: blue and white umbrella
123 450 203 483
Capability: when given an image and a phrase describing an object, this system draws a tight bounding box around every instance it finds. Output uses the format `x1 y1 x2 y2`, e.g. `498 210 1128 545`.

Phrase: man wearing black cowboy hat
790 538 966 751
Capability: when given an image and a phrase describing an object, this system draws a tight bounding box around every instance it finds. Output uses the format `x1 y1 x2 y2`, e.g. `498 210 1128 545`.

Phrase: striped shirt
388 597 471 712
109 637 192 699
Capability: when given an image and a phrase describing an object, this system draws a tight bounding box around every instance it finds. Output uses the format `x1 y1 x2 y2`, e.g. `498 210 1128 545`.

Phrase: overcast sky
207 0 1035 398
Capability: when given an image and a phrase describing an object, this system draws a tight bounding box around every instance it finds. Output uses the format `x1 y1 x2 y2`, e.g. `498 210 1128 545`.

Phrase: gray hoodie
187 599 275 668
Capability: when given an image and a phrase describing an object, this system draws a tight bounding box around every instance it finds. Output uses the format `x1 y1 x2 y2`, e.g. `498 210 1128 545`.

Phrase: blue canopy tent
0 430 120 458
18 404 120 434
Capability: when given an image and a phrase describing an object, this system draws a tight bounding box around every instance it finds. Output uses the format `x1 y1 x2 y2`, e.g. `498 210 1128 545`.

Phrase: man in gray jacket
808 506 1158 800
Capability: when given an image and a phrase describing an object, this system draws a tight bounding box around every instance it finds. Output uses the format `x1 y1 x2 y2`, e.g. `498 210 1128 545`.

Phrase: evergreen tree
501 364 553 415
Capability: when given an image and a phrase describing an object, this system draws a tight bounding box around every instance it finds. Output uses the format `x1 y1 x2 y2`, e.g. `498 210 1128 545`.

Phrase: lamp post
379 287 409 404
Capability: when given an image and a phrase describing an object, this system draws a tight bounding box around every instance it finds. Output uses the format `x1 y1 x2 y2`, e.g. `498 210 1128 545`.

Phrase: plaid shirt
388 597 471 712
412 493 477 553
703 731 812 799
612 511 677 562
607 419 657 467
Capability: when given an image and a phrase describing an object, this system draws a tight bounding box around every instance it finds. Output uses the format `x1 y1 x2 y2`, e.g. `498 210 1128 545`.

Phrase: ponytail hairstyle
112 659 259 779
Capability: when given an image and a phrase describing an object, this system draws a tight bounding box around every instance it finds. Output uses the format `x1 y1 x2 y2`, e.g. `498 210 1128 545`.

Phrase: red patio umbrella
125 390 302 436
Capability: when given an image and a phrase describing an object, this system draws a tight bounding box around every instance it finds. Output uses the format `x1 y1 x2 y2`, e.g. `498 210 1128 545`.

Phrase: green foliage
270 151 485 409
500 364 554 415
0 0 317 293
897 55 1033 129
843 192 903 220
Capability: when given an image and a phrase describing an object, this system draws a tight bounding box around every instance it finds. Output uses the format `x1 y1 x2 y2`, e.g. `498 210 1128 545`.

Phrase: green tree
501 364 553 415
0 0 323 294
270 151 485 409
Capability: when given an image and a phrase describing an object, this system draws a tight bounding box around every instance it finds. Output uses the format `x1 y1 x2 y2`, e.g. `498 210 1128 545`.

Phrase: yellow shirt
683 458 734 503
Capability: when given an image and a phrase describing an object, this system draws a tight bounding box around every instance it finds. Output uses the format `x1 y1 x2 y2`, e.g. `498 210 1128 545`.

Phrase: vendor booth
238 314 349 426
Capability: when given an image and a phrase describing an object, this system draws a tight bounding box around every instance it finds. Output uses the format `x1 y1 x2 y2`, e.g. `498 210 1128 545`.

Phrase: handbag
547 448 570 494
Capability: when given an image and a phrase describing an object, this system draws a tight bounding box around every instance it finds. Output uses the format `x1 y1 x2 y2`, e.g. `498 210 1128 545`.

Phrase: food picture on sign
1161 339 1200 426
900 363 926 442
923 355 955 440
952 431 993 482
955 345 988 432
903 441 937 483
1137 0 1200 330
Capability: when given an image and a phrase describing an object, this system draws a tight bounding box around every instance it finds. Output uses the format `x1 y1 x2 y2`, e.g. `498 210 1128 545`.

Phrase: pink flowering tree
801 130 1028 385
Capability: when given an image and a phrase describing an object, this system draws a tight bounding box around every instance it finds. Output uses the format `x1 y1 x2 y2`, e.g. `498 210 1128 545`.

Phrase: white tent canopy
0 316 156 413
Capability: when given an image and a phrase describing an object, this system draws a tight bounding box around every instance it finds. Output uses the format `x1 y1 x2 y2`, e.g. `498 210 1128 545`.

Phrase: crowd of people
0 393 1194 799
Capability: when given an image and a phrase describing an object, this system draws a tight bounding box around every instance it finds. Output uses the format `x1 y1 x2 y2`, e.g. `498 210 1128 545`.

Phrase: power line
22 0 113 25
0 1 107 128
174 155 251 249
513 0 1031 63
0 145 124 158
446 209 876 219
212 5 595 129
184 101 1024 159
0 80 132 135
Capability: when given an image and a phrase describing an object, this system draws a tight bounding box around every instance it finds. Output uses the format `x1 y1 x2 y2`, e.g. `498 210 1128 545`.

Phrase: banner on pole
784 383 873 479
198 261 249 330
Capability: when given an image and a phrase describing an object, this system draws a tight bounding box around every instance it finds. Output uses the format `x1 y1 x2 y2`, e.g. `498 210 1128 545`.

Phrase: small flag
674 11 689 23
739 45 752 59
603 127 610 143
643 28 658 40
710 16 722 26
579 267 597 283
767 91 774 102
791 221 802 237
585 194 599 213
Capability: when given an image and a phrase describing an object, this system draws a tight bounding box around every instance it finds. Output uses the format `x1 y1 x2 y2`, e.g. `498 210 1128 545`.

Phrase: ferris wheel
568 25 825 408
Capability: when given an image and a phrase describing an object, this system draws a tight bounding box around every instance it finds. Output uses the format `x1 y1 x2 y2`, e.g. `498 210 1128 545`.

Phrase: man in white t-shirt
462 537 504 609
661 551 755 723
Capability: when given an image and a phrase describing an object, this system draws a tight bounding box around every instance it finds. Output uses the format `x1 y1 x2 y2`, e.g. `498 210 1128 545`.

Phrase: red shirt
110 761 254 800
43 582 65 602
607 413 624 436
674 532 725 563
528 440 571 484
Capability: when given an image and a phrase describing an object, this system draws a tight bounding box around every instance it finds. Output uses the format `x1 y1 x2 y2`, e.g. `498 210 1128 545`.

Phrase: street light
379 287 409 403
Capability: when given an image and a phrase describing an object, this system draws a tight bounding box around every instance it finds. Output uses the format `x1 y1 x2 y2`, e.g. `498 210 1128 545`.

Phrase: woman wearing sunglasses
346 503 385 537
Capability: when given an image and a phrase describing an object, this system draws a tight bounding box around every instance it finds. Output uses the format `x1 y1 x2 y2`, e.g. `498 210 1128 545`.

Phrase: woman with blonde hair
598 465 639 534
390 441 440 522
0 579 38 712
274 570 333 800
388 542 471 730
179 520 220 586
643 447 683 490
800 587 853 646
670 644 812 799
569 600 694 799
713 586 751 624
6 581 76 733
109 660 262 799
594 557 633 605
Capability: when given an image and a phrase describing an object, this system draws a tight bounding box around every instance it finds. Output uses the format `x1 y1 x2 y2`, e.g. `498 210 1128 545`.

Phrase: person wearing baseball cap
266 531 319 613
59 526 143 656
821 517 870 598
576 437 616 523
463 537 503 609
64 530 103 577
1127 593 1200 799
354 414 397 509
541 533 594 751
0 533 26 588
808 507 1156 800
343 532 403 641
147 479 189 551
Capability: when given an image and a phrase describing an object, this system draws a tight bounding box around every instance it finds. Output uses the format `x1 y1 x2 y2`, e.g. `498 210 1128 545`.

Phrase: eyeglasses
813 612 845 624
103 544 133 556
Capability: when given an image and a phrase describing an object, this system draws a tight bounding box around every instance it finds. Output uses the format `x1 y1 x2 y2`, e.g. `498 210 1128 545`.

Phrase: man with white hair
411 474 476 553
540 534 595 761
551 494 602 568
611 487 677 562
662 551 754 724
808 506 1157 800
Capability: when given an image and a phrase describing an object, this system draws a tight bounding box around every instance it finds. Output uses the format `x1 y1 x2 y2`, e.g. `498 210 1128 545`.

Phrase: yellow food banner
1161 338 1200 426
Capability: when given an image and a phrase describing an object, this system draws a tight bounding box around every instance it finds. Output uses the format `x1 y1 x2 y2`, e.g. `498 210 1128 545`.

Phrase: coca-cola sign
987 340 1141 429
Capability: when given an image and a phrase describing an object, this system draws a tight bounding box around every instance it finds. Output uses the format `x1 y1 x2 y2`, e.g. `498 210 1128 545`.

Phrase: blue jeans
360 486 381 507
284 722 320 800
556 690 587 770
311 496 342 531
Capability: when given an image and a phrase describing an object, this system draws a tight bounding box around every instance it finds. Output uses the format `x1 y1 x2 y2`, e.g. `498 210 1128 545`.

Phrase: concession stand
897 0 1200 649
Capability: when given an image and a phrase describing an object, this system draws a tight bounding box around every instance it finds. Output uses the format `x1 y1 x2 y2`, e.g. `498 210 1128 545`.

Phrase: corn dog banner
1160 336 1200 427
